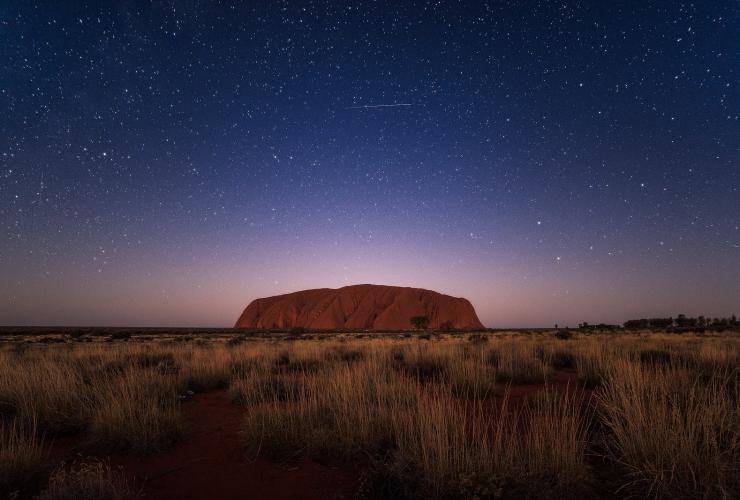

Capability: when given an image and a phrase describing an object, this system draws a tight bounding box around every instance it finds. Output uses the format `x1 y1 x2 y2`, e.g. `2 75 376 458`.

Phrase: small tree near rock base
410 316 429 330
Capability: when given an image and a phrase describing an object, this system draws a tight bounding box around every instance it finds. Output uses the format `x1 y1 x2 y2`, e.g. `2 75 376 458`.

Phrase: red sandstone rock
235 284 484 330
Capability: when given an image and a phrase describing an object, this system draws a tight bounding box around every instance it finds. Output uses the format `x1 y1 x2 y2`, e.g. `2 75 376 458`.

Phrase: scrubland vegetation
0 330 737 499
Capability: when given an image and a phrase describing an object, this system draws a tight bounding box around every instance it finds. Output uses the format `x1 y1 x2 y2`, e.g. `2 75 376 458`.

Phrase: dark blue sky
1 1 738 327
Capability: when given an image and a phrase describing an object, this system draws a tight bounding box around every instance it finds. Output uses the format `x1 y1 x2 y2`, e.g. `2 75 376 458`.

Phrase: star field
1 2 738 327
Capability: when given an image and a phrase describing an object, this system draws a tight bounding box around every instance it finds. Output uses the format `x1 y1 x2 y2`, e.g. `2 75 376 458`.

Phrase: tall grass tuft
239 342 594 498
0 419 47 498
599 359 740 499
87 369 185 454
0 358 89 435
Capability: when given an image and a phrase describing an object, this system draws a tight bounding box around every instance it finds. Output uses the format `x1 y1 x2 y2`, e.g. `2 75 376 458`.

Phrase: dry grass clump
130 351 178 373
235 335 738 498
391 343 496 398
637 348 673 366
178 347 231 391
0 357 89 434
86 369 185 454
272 347 324 373
0 345 189 455
241 359 412 461
572 339 616 388
239 341 592 498
230 370 307 404
396 346 451 383
693 342 740 390
0 419 47 498
599 359 740 499
486 341 550 384
36 460 139 500
547 347 576 369
518 389 593 494
448 357 496 399
386 385 593 498
325 345 366 364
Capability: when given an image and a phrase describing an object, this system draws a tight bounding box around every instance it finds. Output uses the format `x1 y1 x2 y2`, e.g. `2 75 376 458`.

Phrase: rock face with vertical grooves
234 284 484 330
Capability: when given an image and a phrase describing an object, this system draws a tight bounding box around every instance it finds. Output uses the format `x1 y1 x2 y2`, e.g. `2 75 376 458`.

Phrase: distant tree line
622 314 739 332
577 322 621 331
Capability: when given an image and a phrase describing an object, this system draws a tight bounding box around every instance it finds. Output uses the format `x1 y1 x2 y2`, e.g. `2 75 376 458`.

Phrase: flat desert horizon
1 1 738 499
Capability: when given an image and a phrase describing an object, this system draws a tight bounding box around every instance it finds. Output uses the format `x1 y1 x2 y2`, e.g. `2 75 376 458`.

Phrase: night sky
1 2 738 328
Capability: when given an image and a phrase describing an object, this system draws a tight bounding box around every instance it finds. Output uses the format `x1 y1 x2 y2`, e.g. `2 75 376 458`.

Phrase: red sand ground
503 367 590 404
111 390 359 500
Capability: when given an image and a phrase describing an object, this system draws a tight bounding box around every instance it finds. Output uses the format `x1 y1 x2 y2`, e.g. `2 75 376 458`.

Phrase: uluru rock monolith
234 284 484 330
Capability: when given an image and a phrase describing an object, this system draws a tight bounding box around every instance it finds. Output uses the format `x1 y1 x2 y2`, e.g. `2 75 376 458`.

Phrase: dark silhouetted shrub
410 316 429 330
555 329 573 340
639 349 672 366
109 332 131 342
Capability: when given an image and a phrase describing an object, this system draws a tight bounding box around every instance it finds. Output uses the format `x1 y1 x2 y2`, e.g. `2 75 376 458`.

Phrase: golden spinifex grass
598 359 740 499
0 346 188 456
0 419 46 497
0 331 737 499
486 339 552 384
234 341 593 498
0 358 90 434
87 369 185 454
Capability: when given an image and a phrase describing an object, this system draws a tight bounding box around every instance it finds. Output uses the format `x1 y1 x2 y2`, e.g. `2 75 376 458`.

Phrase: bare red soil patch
495 368 593 408
111 390 358 500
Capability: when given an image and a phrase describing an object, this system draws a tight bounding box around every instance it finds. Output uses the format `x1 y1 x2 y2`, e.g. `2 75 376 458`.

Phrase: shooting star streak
346 103 417 109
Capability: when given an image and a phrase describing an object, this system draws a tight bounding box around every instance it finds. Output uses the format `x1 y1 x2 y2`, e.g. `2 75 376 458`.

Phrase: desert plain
1 326 738 500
